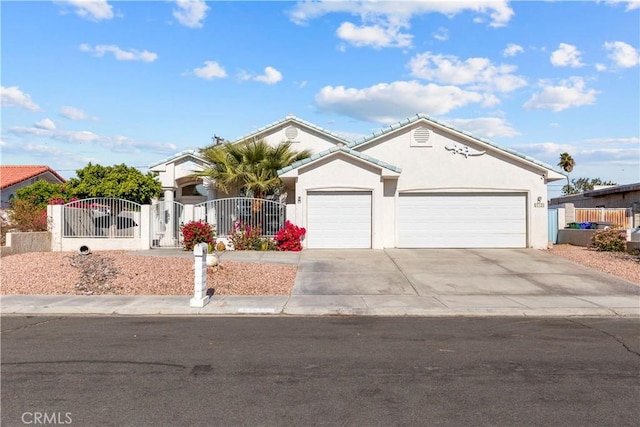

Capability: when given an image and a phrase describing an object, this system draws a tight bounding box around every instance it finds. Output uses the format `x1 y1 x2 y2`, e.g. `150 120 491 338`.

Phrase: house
0 165 66 208
549 183 640 209
151 114 566 249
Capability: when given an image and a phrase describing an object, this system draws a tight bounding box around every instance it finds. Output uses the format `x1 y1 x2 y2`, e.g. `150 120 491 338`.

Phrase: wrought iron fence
195 197 285 237
62 198 142 238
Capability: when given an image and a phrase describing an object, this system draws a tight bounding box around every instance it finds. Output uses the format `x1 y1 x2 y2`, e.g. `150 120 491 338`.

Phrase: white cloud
444 117 520 138
408 52 527 93
583 137 640 145
602 1 640 11
239 66 283 84
80 44 158 62
604 41 640 68
524 77 598 112
173 0 209 28
34 118 57 131
55 0 114 21
336 21 412 49
433 27 449 41
9 125 177 154
254 67 283 85
315 80 490 123
503 43 524 57
288 1 514 28
550 43 584 67
187 61 227 80
595 63 608 72
0 86 41 112
60 106 96 121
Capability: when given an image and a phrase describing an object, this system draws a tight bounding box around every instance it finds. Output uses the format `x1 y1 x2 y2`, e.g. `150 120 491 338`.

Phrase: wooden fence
574 208 631 229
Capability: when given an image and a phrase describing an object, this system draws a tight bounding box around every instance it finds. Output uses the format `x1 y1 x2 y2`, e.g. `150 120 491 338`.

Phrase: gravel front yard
546 244 640 285
1 245 638 296
0 251 297 296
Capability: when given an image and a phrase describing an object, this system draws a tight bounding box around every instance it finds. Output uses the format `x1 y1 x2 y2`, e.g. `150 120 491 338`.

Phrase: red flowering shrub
180 220 216 251
8 198 48 232
274 221 306 251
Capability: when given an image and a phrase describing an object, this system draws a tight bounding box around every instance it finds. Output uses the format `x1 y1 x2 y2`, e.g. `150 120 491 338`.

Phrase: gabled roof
148 149 209 169
348 113 566 178
0 165 66 190
230 114 352 145
278 145 402 177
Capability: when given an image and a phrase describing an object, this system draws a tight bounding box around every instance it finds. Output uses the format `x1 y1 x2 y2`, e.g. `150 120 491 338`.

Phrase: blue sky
1 1 639 198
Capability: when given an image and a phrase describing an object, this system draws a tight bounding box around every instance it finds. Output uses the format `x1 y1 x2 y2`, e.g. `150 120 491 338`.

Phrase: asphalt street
1 316 639 427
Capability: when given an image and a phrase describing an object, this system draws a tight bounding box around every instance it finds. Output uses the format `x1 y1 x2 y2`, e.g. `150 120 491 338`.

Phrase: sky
1 0 639 199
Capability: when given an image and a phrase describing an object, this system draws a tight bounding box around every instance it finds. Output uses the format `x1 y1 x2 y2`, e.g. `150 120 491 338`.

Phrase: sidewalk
1 294 638 317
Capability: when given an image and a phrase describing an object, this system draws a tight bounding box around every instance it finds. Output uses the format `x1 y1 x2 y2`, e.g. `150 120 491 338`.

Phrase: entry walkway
1 249 638 317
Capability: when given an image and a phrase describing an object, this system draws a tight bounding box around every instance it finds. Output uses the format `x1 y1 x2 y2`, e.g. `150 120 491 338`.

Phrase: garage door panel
307 192 371 249
398 194 526 248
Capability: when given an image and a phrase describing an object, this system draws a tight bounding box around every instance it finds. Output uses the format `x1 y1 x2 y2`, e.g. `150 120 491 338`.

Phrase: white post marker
190 242 210 308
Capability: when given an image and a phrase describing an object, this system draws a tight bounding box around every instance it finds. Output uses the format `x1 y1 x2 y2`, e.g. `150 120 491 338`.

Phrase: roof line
278 145 402 175
148 149 208 168
348 113 566 175
231 114 352 145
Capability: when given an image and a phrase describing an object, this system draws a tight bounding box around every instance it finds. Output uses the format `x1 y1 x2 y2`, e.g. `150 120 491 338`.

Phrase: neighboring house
549 183 640 209
0 165 66 208
150 114 566 249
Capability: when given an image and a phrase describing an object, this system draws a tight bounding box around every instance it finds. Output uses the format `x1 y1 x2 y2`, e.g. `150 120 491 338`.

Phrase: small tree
562 177 617 195
64 163 162 204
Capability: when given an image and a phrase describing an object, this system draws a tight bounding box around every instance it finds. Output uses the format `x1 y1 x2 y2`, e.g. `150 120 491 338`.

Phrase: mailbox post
190 242 210 308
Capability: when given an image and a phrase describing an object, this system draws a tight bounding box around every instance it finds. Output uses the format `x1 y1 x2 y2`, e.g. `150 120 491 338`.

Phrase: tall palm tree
199 138 311 198
557 152 575 194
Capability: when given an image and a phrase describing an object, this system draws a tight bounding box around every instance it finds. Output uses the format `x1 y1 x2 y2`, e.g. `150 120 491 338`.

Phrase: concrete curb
1 295 638 318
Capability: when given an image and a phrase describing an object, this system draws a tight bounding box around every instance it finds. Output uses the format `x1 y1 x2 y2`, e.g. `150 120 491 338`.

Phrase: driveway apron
292 250 416 295
292 248 639 297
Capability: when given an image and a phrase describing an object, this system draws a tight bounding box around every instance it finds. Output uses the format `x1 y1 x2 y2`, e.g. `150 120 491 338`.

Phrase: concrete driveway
292 248 639 297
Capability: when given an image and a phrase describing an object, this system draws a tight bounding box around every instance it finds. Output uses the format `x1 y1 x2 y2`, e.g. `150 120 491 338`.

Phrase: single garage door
307 191 371 248
398 193 526 248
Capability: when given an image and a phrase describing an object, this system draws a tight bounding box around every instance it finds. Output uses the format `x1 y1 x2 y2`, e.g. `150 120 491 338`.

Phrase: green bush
590 229 626 252
228 221 275 251
14 180 70 209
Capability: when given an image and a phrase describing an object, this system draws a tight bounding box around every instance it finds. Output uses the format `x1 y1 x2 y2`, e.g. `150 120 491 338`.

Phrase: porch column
163 187 176 245
202 177 217 201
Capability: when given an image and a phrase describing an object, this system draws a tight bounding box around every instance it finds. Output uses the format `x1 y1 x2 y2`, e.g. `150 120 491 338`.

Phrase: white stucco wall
260 123 339 155
291 154 386 249
355 123 551 249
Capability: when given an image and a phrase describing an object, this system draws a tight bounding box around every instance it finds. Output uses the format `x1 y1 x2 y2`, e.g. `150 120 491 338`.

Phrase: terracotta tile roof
0 165 66 190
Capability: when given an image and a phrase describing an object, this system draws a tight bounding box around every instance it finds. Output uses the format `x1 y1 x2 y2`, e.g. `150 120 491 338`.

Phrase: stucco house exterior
1 165 66 209
150 114 566 250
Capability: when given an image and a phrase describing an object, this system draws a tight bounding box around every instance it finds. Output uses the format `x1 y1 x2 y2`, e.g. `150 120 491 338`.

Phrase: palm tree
199 138 311 198
558 152 575 194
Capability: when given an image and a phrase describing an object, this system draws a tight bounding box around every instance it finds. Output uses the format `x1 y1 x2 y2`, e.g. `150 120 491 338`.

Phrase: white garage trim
307 191 372 248
398 193 527 248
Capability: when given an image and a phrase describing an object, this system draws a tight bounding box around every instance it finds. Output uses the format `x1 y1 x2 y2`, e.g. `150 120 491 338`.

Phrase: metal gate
195 197 285 237
151 201 185 247
548 208 558 244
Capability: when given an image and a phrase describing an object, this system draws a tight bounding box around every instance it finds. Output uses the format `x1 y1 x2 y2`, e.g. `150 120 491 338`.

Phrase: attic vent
413 127 430 144
285 126 299 141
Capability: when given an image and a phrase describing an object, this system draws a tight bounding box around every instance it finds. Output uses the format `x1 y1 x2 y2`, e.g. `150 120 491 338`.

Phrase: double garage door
398 193 527 248
305 192 526 249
